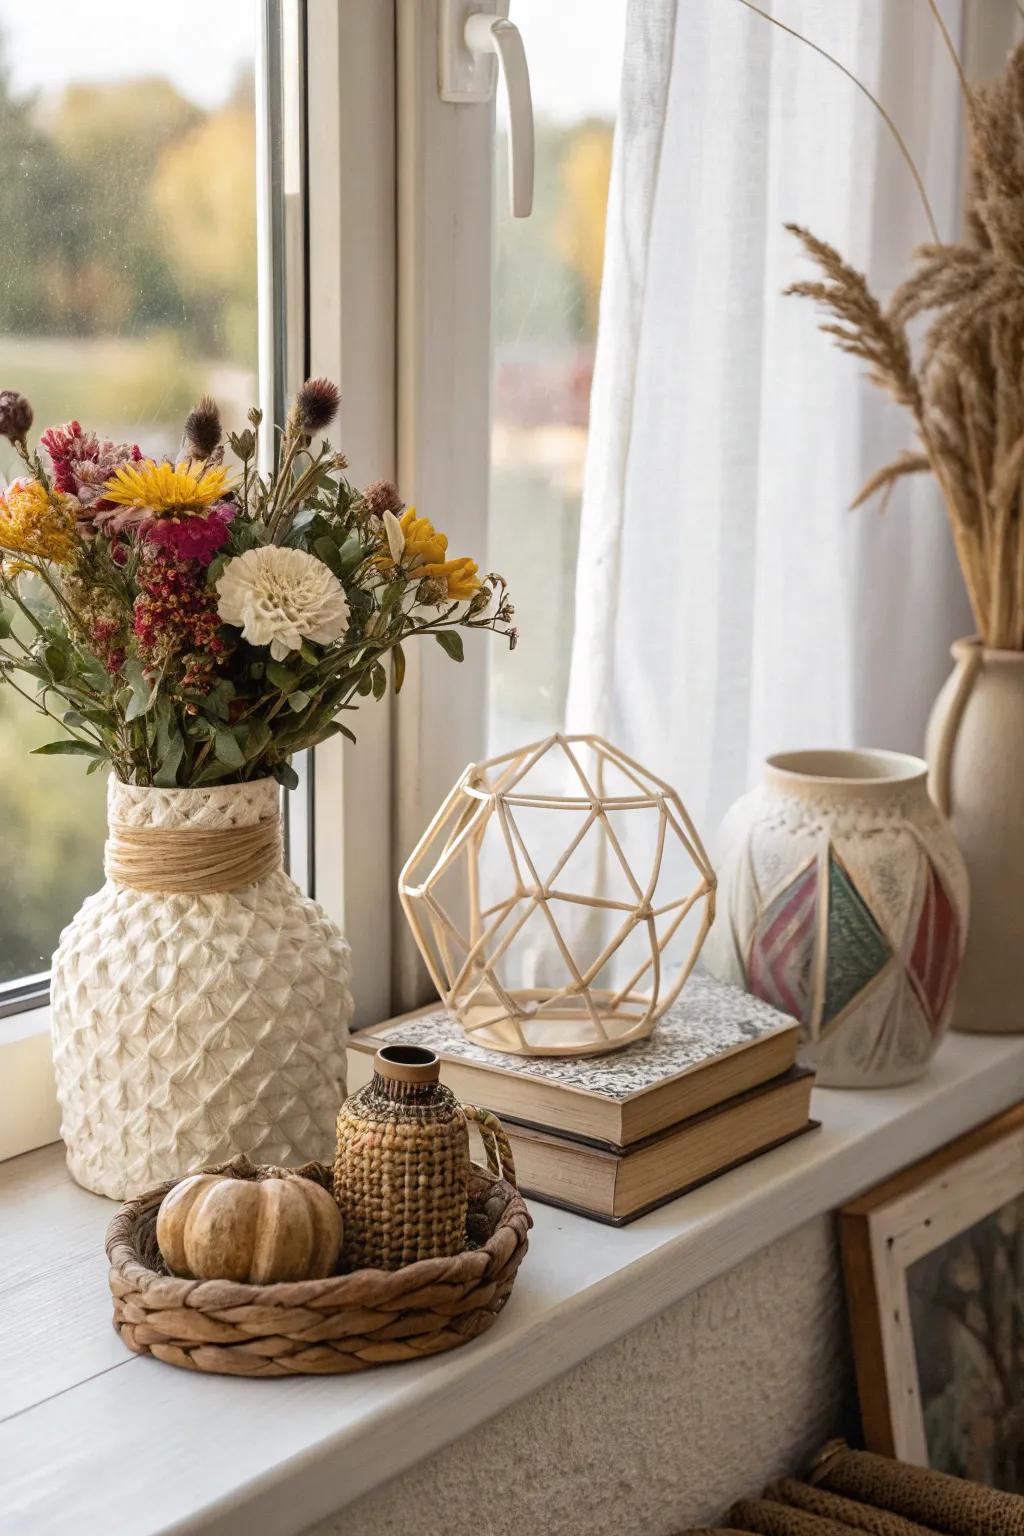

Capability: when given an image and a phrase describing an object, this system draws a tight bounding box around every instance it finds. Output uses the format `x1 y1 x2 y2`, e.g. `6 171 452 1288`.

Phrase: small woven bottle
334 1045 471 1271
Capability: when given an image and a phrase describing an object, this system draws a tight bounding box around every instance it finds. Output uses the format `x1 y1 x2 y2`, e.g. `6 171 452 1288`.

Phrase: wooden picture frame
841 1102 1024 1487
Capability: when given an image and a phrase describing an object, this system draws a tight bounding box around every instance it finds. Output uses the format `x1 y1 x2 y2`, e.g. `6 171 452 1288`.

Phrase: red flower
143 503 234 565
132 547 226 692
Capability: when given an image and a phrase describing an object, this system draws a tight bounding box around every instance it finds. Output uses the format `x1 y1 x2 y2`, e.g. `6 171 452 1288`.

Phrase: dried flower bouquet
0 381 515 788
784 33 1024 651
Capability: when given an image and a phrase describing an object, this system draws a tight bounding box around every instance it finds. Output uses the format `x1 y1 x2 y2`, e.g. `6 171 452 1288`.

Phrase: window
0 0 258 992
487 0 627 756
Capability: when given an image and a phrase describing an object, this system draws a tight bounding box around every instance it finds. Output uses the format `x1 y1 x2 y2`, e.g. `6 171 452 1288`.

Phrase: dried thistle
362 480 404 518
182 395 222 460
294 377 340 435
0 389 33 450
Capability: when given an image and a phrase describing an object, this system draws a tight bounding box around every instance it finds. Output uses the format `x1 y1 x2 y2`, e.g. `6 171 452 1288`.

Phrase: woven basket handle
463 1103 517 1188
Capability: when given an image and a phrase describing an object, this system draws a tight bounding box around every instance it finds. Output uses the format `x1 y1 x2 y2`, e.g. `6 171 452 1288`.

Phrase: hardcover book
497 1068 816 1225
346 972 800 1148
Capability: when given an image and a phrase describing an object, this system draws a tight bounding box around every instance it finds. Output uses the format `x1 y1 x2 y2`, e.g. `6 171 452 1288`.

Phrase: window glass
487 0 627 755
0 0 257 984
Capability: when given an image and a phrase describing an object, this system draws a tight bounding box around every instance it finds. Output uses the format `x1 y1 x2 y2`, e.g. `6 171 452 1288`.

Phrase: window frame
0 0 398 1156
7 0 1017 1163
391 0 497 1010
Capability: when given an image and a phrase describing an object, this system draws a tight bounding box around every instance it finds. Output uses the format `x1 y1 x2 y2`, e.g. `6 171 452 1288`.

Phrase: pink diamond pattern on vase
907 859 962 1030
746 859 818 1024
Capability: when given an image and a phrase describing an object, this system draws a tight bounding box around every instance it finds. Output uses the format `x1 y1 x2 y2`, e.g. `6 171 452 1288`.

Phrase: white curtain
567 0 973 850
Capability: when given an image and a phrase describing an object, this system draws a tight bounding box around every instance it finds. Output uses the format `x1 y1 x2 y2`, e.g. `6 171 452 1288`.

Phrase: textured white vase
926 639 1024 1033
703 750 968 1088
50 777 352 1199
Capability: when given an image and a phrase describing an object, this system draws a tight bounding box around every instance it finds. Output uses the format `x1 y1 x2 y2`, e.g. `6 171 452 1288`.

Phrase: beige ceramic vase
704 750 969 1087
926 639 1024 1033
50 778 353 1199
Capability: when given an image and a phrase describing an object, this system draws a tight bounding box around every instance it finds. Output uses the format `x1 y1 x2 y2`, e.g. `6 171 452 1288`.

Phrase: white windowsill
0 1004 59 1162
4 1028 1024 1536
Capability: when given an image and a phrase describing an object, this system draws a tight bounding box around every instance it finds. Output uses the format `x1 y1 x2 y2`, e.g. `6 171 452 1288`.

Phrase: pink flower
39 421 142 515
143 503 234 565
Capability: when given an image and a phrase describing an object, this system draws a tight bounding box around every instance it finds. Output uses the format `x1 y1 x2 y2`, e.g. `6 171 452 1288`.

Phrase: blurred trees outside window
487 1 625 754
0 7 257 983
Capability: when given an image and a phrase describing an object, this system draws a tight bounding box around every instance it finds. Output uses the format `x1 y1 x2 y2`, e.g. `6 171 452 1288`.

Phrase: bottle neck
370 1069 442 1105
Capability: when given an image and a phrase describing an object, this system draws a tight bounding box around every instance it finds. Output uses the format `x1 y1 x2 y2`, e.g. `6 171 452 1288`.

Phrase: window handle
439 2 535 219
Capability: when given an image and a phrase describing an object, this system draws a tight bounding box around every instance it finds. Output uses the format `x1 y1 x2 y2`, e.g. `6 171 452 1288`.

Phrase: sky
0 0 257 109
507 0 626 124
0 0 625 123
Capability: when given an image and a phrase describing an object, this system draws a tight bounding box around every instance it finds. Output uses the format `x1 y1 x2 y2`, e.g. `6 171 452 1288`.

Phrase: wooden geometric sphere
398 733 717 1056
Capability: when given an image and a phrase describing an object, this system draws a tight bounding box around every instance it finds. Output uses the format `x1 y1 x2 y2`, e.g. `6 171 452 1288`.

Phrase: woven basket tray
106 1144 531 1377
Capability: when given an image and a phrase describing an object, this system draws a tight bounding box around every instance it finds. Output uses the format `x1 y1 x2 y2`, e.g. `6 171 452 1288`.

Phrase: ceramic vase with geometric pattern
50 777 353 1199
703 750 968 1088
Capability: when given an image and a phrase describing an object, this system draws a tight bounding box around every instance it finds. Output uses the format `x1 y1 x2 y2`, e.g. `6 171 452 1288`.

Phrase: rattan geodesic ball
398 734 717 1056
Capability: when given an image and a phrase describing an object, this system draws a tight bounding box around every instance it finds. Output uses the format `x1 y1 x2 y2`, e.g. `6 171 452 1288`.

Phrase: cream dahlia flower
216 545 349 660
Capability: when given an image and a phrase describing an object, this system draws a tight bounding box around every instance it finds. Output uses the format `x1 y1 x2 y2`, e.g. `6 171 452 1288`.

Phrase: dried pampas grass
782 29 1024 651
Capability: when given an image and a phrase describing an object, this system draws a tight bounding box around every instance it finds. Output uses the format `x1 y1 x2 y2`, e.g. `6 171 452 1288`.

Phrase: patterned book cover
355 971 798 1104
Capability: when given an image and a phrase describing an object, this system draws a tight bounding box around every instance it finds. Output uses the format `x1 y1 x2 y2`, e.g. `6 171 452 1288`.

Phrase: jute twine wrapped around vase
334 1045 510 1271
51 778 352 1200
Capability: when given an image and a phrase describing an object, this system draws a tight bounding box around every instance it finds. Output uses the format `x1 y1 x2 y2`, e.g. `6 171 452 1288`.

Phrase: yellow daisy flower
0 479 78 567
103 459 235 515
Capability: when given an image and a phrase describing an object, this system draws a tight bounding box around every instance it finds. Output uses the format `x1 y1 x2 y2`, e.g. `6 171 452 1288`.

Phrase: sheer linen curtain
566 0 972 850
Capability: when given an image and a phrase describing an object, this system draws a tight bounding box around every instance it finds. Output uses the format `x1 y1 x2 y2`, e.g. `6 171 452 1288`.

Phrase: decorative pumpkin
156 1171 342 1283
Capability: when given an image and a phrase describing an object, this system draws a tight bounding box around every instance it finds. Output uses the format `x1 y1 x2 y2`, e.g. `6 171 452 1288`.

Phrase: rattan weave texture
106 1154 530 1376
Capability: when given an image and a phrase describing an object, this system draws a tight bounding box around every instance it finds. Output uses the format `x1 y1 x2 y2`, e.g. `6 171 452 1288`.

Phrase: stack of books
346 973 815 1226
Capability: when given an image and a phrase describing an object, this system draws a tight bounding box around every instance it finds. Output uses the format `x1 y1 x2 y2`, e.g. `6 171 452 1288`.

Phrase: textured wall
305 1215 854 1536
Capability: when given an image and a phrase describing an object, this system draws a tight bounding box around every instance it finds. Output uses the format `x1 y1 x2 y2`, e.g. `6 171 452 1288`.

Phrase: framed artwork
841 1103 1024 1491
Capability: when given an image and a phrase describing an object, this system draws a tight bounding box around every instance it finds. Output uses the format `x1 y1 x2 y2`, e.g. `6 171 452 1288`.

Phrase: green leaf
356 669 374 696
125 687 155 723
154 729 185 788
266 660 298 692
62 709 84 728
0 604 13 639
194 758 233 784
435 630 464 663
243 718 272 759
314 536 343 576
287 690 311 713
338 534 370 578
391 643 406 695
43 643 67 680
121 658 157 722
370 661 387 701
272 760 300 791
288 507 317 539
32 738 104 757
379 580 405 619
214 727 246 769
338 723 356 744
